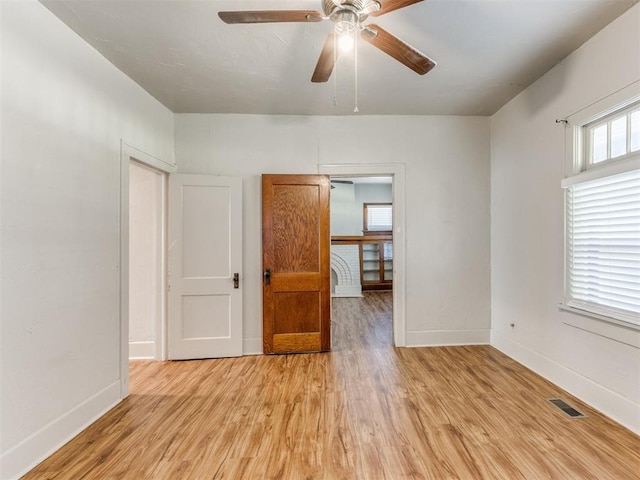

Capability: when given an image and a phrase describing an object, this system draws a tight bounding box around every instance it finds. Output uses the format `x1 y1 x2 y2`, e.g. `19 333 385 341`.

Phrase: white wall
0 2 175 478
491 4 640 433
330 182 358 236
175 114 491 352
355 183 392 205
129 161 163 359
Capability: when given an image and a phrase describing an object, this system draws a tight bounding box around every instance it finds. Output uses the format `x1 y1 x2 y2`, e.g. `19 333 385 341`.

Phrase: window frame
584 102 640 168
560 81 640 341
363 202 393 235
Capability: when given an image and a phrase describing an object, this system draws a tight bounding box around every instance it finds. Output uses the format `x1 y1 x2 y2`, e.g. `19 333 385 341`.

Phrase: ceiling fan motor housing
322 0 381 25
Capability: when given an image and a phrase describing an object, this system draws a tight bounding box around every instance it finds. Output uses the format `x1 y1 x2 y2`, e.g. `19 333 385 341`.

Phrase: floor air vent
547 398 586 418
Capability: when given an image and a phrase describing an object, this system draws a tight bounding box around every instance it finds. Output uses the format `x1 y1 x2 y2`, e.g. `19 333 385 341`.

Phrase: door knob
264 268 271 285
233 273 239 289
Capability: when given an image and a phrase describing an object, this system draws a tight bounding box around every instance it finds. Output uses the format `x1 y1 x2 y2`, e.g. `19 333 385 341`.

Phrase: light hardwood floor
24 292 640 479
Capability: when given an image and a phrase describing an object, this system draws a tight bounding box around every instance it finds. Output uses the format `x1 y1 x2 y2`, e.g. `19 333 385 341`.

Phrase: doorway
122 153 242 390
330 175 394 350
128 160 166 361
320 163 406 347
330 176 393 293
119 142 176 397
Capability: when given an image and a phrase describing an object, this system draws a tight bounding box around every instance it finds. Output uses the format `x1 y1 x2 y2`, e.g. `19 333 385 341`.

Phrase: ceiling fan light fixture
331 9 359 53
333 10 358 53
338 33 354 52
333 10 358 35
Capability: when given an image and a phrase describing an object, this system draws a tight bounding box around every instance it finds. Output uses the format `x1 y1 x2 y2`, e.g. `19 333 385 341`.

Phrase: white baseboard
129 340 155 359
491 330 640 435
405 329 490 347
0 381 122 480
243 337 263 355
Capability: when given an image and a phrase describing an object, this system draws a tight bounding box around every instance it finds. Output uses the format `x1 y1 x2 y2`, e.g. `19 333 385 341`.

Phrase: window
562 97 640 329
585 103 640 166
363 203 392 234
565 170 640 324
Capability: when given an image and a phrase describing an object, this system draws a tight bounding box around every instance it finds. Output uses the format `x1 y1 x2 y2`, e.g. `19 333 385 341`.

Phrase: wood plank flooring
24 292 640 479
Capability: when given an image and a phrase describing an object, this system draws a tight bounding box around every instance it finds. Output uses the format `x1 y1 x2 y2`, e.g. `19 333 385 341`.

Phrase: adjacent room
1 1 639 478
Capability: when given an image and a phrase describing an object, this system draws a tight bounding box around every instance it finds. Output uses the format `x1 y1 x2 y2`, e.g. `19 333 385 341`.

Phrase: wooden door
167 174 243 359
262 174 331 354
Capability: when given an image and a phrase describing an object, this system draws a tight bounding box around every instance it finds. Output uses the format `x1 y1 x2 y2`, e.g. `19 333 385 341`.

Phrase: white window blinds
566 168 640 324
366 205 392 231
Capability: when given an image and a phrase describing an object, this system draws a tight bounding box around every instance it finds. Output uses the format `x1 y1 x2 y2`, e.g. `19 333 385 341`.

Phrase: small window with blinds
363 203 392 234
565 169 640 325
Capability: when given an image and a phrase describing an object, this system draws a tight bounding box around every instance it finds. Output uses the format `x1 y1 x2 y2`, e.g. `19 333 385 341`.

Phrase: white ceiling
41 0 638 116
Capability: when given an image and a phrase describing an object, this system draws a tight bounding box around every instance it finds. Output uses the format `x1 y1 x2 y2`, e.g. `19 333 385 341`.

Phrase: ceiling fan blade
361 24 436 75
311 33 338 83
218 10 323 24
369 0 423 16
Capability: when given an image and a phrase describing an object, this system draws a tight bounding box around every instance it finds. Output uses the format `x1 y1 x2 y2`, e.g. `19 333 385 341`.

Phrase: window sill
558 303 640 348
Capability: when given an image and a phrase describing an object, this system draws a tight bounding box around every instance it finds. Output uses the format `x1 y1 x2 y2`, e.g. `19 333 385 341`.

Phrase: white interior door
168 174 242 359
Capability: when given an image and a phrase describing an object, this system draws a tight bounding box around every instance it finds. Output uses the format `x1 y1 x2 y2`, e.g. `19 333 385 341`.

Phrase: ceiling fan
218 0 436 83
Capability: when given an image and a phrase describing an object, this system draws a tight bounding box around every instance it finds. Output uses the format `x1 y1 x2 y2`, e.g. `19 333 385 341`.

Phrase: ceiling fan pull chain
354 28 359 113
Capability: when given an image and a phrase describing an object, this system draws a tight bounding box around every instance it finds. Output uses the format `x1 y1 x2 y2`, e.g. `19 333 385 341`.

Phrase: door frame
119 141 176 398
318 163 406 347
